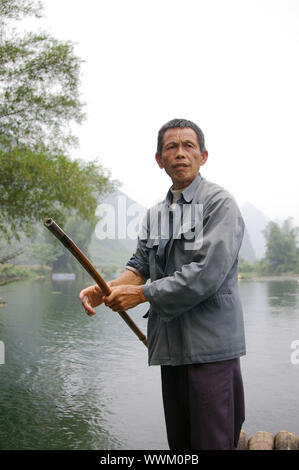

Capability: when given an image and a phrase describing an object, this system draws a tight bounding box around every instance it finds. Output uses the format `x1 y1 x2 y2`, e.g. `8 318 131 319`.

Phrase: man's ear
155 152 164 169
200 150 208 166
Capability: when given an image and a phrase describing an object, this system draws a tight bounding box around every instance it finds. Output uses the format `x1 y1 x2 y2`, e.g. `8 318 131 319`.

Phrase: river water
0 277 299 450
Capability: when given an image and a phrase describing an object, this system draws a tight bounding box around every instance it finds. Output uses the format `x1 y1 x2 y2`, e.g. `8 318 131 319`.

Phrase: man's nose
175 146 186 159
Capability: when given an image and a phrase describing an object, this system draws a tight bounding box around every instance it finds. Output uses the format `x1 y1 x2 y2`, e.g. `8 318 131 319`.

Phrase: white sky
35 0 299 224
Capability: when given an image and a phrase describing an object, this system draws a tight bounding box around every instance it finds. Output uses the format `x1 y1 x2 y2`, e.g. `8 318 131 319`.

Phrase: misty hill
89 190 261 268
240 202 269 260
239 226 256 263
88 189 146 270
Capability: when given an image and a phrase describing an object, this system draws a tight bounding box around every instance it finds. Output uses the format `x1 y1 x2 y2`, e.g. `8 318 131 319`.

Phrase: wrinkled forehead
162 127 199 146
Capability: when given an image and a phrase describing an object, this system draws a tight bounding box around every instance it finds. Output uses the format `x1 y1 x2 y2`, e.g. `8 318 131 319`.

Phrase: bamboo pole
44 218 148 348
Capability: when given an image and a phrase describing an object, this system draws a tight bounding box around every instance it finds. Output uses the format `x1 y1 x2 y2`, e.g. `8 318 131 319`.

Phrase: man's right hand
78 283 111 316
78 269 145 317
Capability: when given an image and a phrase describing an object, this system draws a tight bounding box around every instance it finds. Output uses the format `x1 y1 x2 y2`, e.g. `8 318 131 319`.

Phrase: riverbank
1 264 299 286
239 271 299 282
0 264 49 286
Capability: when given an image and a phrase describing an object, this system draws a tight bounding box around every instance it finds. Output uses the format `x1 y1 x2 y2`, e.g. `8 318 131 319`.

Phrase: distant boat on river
51 273 76 281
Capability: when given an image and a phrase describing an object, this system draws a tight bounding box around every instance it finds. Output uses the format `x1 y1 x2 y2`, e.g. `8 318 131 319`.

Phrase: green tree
0 0 115 241
49 215 96 273
28 240 63 268
238 257 255 273
0 146 114 239
0 0 83 150
261 218 299 274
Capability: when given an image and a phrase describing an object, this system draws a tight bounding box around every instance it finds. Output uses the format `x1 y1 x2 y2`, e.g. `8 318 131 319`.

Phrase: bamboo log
238 430 299 450
237 430 249 450
248 431 274 450
274 431 299 450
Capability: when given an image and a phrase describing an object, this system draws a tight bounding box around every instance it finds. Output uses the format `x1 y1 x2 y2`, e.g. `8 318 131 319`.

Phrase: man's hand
79 282 147 316
103 285 147 312
78 269 146 316
79 283 111 316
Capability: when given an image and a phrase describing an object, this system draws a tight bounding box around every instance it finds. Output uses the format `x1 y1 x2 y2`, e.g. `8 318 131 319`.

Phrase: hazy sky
35 0 299 224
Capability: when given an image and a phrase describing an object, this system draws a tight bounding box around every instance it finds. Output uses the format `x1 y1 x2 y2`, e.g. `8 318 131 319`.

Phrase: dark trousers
161 358 245 450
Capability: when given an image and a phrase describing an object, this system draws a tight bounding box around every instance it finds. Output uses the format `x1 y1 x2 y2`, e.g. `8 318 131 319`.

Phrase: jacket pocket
206 291 233 308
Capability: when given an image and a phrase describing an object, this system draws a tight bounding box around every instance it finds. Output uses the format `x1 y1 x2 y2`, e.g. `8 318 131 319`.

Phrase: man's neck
172 176 196 191
170 187 182 204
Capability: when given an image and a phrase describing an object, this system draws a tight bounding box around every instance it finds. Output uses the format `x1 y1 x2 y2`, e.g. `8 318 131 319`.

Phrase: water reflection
239 279 299 438
0 278 299 449
266 280 299 309
0 280 131 449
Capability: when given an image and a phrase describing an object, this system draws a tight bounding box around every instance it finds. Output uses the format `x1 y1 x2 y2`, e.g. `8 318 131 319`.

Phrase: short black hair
157 118 206 156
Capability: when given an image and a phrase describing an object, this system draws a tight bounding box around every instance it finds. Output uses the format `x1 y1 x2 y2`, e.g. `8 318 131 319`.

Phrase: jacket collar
166 173 203 204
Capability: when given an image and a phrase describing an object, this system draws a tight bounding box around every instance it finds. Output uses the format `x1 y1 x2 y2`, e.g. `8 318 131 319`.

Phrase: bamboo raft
237 430 299 450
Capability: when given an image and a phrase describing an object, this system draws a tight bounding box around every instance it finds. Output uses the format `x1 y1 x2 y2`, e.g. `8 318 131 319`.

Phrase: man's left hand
103 285 147 312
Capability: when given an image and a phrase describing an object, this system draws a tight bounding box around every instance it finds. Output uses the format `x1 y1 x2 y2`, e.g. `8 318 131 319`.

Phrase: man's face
155 127 208 190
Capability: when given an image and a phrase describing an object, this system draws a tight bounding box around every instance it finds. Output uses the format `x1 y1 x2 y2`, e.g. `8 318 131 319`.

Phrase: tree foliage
46 215 96 273
238 257 255 273
261 218 299 274
0 146 113 239
0 0 83 150
0 0 116 241
0 0 42 21
0 32 84 150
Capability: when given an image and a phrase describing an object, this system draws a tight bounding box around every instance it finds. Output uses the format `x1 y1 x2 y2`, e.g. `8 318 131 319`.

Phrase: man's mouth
173 163 189 169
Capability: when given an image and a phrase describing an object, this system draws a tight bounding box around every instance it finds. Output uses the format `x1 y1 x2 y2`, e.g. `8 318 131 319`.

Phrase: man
79 118 246 450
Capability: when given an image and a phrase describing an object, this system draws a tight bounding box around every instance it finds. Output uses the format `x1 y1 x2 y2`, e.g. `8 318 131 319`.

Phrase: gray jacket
126 174 246 366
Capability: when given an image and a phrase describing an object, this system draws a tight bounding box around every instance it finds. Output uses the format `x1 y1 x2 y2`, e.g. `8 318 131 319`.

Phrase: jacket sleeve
141 194 245 321
126 210 151 280
126 237 150 281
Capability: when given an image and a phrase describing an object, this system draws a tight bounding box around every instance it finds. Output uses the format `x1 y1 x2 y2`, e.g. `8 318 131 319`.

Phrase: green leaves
0 145 114 240
0 32 85 151
261 218 299 274
0 1 117 241
0 0 43 22
0 1 84 151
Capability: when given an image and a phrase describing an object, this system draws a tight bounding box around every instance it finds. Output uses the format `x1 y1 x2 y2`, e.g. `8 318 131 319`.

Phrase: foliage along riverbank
238 271 299 282
0 262 113 287
0 264 49 286
1 262 299 287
